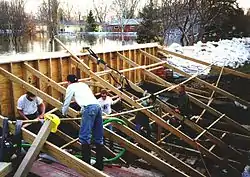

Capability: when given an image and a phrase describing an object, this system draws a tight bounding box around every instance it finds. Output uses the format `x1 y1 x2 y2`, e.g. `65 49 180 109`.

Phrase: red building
106 19 142 32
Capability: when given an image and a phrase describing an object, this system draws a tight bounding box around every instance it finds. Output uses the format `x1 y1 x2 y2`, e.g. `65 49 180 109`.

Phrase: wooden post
9 63 16 117
47 58 53 96
14 120 53 177
36 60 41 90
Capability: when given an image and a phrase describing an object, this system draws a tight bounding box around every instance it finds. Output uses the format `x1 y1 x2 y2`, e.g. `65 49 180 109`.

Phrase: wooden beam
157 50 250 108
0 116 108 177
162 142 242 170
112 123 205 177
36 60 41 90
9 63 16 117
158 47 250 79
104 128 188 177
14 120 53 177
194 114 225 141
0 163 12 177
105 106 153 117
196 66 224 123
47 58 53 96
60 138 79 149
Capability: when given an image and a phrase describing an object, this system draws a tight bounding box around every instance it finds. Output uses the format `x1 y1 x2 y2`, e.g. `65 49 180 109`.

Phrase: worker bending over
17 91 45 120
61 74 104 171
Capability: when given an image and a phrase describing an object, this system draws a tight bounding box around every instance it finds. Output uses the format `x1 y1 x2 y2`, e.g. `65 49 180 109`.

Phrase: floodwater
0 33 138 55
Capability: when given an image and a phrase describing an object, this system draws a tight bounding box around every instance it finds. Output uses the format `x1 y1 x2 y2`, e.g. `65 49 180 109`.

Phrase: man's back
67 82 98 106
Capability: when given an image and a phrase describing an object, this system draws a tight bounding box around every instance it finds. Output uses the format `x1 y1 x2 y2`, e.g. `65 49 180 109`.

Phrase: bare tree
37 0 60 37
111 0 140 44
8 0 28 39
61 2 74 21
160 0 234 46
93 0 108 23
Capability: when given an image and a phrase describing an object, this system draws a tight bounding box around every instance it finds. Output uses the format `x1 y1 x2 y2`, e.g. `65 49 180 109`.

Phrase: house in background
35 24 48 33
59 20 86 33
105 19 142 32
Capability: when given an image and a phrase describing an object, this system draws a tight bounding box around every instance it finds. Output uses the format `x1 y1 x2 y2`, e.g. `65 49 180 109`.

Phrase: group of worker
16 74 191 171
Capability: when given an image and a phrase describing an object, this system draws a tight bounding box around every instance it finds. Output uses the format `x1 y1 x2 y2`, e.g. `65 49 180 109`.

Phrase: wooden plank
128 50 132 82
0 162 12 177
209 133 227 152
158 47 250 79
47 58 53 96
60 138 79 149
157 50 250 108
59 57 63 81
112 123 205 177
104 128 188 177
14 120 53 177
9 63 16 117
138 50 142 82
210 128 250 145
0 116 108 177
68 57 72 74
196 66 224 123
195 114 225 141
36 60 41 90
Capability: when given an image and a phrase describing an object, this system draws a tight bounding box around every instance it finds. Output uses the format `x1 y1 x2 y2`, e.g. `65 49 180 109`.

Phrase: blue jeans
79 104 104 145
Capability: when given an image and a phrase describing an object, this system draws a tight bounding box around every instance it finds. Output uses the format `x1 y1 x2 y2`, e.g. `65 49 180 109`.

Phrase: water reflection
0 34 138 55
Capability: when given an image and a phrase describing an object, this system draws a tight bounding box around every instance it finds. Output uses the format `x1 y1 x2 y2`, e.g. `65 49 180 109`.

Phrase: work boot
82 144 91 164
93 144 104 171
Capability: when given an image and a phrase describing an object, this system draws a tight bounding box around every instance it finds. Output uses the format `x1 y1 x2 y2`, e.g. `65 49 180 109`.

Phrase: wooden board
0 162 12 177
14 120 53 177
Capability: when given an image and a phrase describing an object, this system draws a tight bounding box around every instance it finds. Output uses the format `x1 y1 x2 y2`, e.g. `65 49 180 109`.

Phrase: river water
0 33 138 55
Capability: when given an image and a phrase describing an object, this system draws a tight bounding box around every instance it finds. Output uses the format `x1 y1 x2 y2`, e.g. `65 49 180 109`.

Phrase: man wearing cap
61 74 104 171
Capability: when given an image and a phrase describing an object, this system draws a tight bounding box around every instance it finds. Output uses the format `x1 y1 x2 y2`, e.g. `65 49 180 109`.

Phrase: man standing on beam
61 74 104 171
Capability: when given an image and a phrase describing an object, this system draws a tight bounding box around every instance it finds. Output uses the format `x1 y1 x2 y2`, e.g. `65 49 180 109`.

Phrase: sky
25 0 250 14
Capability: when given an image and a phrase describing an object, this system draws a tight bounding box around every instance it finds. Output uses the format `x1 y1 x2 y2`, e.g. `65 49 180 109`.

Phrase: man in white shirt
17 92 45 120
61 74 104 171
98 89 120 117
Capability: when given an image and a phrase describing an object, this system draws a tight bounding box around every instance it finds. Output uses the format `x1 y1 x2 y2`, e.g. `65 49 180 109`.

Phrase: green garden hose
21 117 127 163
